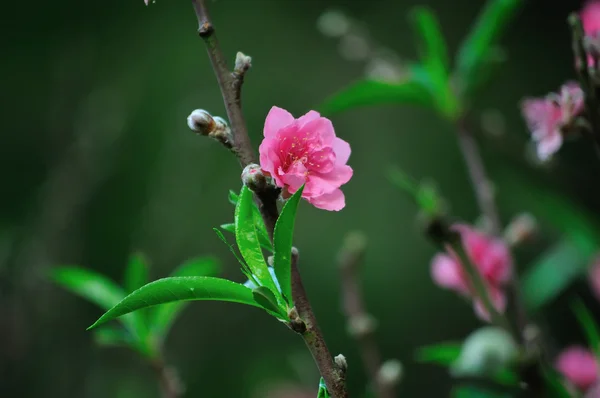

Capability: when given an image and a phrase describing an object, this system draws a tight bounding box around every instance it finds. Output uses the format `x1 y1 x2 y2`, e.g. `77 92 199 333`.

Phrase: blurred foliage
2 0 600 397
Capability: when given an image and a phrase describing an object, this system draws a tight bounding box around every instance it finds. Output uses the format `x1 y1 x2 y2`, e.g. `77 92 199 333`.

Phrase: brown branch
151 355 183 398
190 1 348 397
338 232 397 398
291 250 348 398
456 119 501 237
454 119 547 394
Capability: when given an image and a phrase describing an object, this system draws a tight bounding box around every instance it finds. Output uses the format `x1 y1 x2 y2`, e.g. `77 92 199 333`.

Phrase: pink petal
582 1 600 35
473 287 506 322
280 162 308 193
264 106 295 138
259 138 279 174
556 346 599 391
333 137 351 165
300 117 336 145
536 130 563 161
307 189 346 211
431 254 468 294
297 110 321 128
306 165 353 197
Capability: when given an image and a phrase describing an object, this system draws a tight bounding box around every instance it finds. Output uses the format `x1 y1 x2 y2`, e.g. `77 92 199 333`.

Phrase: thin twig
454 120 546 395
291 250 348 398
190 1 348 396
456 119 501 236
338 232 397 398
569 13 600 153
151 354 183 398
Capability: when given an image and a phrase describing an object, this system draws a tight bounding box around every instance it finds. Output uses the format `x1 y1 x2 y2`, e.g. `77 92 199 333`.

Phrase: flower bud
347 313 377 338
187 109 216 135
377 359 403 387
242 164 268 193
234 52 252 74
334 354 348 373
451 327 519 378
504 212 537 247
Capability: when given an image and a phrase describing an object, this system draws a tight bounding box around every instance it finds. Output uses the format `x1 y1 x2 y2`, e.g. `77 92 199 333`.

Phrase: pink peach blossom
430 224 512 321
556 346 599 391
259 106 353 211
521 82 585 161
583 1 600 36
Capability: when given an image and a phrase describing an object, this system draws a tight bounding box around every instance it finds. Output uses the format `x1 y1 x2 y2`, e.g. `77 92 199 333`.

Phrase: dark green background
2 0 599 397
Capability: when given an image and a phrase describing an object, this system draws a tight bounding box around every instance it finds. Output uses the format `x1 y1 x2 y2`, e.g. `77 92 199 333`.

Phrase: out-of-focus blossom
588 255 600 301
259 106 353 211
430 224 512 321
521 83 585 161
556 346 599 391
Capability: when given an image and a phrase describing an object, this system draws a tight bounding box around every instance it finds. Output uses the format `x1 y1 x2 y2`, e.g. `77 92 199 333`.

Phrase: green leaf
541 365 572 398
451 386 510 398
572 298 600 357
93 327 133 348
317 378 331 398
409 7 459 119
252 286 288 320
273 185 304 306
416 342 462 366
522 239 591 310
228 189 239 206
319 78 435 115
220 223 235 233
235 186 279 296
123 252 149 294
88 276 261 330
455 0 522 96
51 266 149 348
149 257 221 339
252 206 273 252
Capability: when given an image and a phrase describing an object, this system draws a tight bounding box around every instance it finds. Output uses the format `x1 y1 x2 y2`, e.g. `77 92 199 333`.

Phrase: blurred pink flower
583 1 600 36
430 224 512 321
521 82 585 161
556 346 599 391
259 106 353 211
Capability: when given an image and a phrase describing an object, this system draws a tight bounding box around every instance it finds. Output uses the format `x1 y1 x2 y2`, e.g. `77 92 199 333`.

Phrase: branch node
334 354 348 374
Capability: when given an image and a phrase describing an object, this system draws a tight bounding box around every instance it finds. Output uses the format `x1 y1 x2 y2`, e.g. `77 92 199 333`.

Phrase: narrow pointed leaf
220 223 235 233
409 7 459 118
229 189 239 206
149 257 221 339
252 286 287 320
319 79 434 116
124 252 149 293
252 206 273 252
51 266 148 342
273 185 304 306
523 239 591 310
456 0 522 95
235 186 279 296
88 276 260 329
572 298 600 357
416 342 462 366
317 378 331 398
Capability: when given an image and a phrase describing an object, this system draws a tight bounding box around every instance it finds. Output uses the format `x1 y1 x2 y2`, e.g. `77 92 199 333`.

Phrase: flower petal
431 254 468 293
297 110 321 128
307 189 346 211
300 117 336 145
333 137 351 165
264 106 295 138
473 287 506 322
556 346 599 391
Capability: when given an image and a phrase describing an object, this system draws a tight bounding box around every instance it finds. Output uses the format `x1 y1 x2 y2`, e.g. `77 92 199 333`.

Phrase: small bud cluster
187 109 233 149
